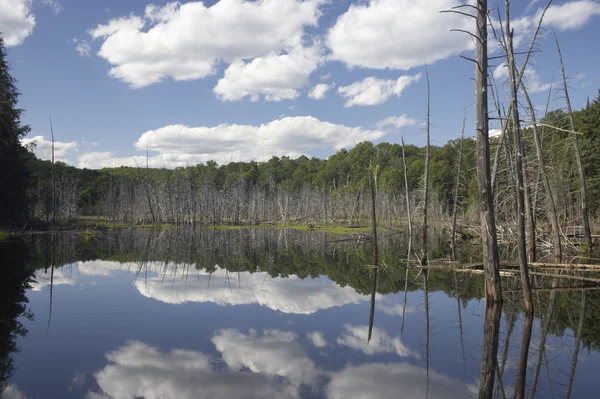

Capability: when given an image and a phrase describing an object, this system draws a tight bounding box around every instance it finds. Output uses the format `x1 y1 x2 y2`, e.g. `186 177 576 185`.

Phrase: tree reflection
0 240 34 393
478 302 502 399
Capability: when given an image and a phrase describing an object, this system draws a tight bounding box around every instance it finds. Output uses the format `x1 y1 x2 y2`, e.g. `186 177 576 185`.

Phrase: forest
20 96 600 234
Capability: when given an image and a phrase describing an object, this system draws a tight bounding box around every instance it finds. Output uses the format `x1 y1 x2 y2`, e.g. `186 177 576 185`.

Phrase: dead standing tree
422 68 431 266
442 0 502 302
504 0 533 314
554 33 593 250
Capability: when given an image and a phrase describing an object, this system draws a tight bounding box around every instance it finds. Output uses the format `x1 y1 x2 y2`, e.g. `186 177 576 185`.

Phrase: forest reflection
2 228 598 398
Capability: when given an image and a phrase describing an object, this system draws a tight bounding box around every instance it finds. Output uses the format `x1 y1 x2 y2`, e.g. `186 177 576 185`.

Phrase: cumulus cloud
307 331 327 348
536 0 600 31
21 135 78 163
214 45 322 102
327 0 473 70
88 341 298 399
308 83 332 100
336 325 417 358
0 0 36 46
133 266 369 314
77 116 385 169
337 73 421 107
88 0 324 88
326 363 478 399
376 114 417 129
212 329 318 388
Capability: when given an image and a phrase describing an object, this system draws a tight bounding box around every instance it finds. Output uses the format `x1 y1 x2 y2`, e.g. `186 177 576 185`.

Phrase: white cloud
490 129 503 138
337 73 421 107
88 341 298 399
524 68 552 93
308 83 331 100
74 40 91 57
42 0 61 14
78 116 385 168
0 0 35 46
133 266 369 314
21 135 78 163
327 0 473 70
1 384 29 399
307 331 327 348
214 45 321 102
30 269 75 291
88 0 324 88
336 325 417 358
376 114 417 129
212 329 318 388
536 0 600 31
493 62 508 81
376 301 416 316
326 363 478 399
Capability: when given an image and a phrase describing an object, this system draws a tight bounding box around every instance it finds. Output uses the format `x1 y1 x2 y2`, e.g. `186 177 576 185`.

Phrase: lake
1 228 598 398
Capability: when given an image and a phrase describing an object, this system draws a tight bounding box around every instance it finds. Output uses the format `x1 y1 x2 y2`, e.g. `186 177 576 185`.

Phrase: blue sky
2 0 600 168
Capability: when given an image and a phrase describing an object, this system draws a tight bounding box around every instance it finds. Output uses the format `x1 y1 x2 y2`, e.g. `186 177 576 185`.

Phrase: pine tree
0 35 31 224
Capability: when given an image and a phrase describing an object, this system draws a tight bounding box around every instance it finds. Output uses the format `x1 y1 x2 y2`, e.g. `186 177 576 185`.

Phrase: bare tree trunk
489 0 553 189
521 84 562 262
451 111 466 260
50 117 56 225
506 0 533 313
401 136 413 260
475 0 502 302
422 68 431 266
554 33 593 250
525 162 536 263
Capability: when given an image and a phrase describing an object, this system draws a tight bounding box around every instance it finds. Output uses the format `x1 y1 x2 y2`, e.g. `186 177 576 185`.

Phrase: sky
2 0 600 169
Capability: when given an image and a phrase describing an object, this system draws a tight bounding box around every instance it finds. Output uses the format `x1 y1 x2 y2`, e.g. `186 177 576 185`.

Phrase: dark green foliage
0 36 32 224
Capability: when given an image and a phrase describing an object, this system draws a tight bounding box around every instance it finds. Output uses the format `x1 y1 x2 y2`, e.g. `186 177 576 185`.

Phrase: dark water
1 228 598 398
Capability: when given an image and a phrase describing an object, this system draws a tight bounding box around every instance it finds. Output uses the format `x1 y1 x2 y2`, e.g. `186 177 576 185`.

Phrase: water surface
1 228 598 398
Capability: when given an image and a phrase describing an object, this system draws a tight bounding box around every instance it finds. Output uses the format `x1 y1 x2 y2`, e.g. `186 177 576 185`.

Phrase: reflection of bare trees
566 290 587 399
478 302 502 399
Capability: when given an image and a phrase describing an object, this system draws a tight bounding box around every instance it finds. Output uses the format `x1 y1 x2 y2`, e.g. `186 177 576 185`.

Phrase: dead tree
50 117 56 225
554 33 593 250
401 136 413 259
505 0 533 313
451 110 466 260
475 0 502 302
521 83 562 262
422 68 431 266
441 0 502 301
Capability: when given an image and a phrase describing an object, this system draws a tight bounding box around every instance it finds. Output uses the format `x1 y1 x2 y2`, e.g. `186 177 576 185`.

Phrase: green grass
0 230 10 241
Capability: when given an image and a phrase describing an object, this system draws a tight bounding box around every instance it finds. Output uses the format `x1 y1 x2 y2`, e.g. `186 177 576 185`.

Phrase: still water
1 228 598 398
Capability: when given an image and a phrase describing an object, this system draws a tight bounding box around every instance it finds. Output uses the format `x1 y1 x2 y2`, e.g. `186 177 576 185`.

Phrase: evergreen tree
0 36 31 224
